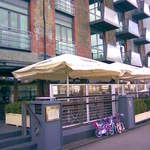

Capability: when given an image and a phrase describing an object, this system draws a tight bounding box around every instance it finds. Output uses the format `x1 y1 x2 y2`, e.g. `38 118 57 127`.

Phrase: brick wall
30 0 56 57
74 0 91 58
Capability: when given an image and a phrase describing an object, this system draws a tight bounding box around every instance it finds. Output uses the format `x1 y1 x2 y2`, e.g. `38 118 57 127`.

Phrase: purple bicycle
93 116 115 138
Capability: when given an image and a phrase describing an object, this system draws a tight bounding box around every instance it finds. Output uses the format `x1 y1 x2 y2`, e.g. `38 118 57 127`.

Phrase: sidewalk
74 123 150 150
64 121 150 150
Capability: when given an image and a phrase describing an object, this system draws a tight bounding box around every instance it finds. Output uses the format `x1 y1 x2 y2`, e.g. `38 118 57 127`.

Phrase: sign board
45 105 60 122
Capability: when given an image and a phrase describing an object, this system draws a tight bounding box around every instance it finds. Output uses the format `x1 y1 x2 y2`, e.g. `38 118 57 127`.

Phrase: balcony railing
0 26 32 51
90 6 120 32
91 45 104 61
91 44 123 63
56 40 76 55
134 28 150 45
132 0 150 20
113 0 138 12
116 20 140 40
55 0 75 16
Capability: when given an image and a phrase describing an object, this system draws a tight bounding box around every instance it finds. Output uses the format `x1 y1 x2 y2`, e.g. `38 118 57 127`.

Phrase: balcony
0 26 32 51
116 20 140 40
90 6 120 33
132 0 150 20
134 28 150 45
114 0 138 12
55 0 75 16
92 44 123 63
56 40 76 55
131 51 142 67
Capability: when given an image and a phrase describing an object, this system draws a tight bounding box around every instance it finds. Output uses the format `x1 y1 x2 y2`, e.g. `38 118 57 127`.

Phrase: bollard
118 95 135 129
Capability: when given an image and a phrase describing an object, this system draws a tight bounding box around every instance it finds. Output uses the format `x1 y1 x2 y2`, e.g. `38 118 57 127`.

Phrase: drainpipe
43 0 47 60
41 0 46 97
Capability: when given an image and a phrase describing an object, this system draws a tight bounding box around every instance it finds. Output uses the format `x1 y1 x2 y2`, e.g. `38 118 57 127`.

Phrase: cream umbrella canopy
110 62 150 80
13 54 122 80
13 54 122 97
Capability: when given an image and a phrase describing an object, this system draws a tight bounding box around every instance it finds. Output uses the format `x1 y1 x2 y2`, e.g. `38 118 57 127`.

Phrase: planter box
135 111 150 123
5 113 30 127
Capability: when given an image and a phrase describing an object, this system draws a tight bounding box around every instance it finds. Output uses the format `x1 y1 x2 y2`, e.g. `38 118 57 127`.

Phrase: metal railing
91 46 104 60
0 25 32 51
56 40 76 55
58 94 118 128
55 0 75 16
22 102 41 136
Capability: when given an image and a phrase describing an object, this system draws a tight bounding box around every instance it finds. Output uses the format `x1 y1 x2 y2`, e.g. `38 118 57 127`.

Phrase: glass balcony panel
131 51 142 67
55 0 75 16
146 29 150 42
144 2 150 16
128 20 140 36
104 7 119 27
106 44 122 63
56 40 76 55
0 26 31 51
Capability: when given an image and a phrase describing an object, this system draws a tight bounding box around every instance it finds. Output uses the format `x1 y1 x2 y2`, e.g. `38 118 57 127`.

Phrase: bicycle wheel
95 129 103 138
116 122 125 134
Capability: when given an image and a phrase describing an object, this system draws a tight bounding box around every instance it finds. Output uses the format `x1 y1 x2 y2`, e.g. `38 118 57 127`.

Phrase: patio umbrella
13 54 122 97
13 54 122 80
110 62 150 80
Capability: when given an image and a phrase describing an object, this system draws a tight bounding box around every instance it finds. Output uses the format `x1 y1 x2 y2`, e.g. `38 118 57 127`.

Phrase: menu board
45 105 59 122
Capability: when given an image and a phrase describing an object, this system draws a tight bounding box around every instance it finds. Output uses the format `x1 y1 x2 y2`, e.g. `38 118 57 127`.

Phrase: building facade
0 0 150 103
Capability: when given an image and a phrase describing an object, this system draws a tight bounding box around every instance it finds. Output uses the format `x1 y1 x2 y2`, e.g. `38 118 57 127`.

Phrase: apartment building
0 0 150 103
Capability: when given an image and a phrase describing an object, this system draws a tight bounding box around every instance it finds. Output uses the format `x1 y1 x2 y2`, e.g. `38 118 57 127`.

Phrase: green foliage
143 97 150 111
5 101 30 114
135 99 147 115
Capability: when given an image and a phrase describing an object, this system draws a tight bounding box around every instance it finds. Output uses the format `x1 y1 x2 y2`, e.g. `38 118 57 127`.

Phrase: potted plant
5 102 30 127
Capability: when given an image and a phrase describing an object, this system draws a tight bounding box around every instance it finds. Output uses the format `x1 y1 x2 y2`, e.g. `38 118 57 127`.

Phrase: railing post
111 84 116 116
86 85 90 122
21 102 27 136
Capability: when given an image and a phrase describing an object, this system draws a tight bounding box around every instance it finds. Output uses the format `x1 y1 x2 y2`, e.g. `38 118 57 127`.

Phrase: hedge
134 99 147 115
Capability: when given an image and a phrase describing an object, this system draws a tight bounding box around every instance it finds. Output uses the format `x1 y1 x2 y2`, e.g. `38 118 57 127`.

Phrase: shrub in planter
5 101 30 114
5 102 21 114
5 101 30 127
135 99 147 115
143 98 150 111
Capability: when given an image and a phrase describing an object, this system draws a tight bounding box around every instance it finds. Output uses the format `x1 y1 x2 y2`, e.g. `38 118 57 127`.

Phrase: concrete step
2 141 37 150
0 130 22 140
0 135 31 149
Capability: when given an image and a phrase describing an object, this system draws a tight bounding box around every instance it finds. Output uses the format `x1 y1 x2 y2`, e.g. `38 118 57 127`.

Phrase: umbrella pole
67 73 69 98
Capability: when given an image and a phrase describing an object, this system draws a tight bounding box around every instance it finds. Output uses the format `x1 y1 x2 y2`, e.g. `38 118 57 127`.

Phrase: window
0 1 30 50
55 12 75 55
0 9 8 27
55 12 73 43
91 34 104 60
